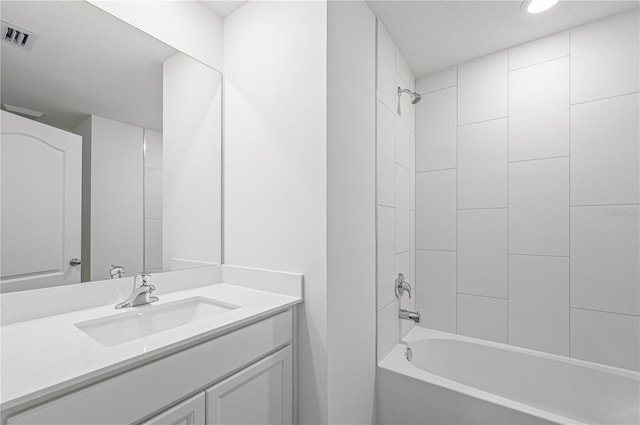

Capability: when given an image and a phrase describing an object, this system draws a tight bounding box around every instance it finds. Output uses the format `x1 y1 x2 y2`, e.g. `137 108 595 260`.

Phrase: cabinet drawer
7 310 292 425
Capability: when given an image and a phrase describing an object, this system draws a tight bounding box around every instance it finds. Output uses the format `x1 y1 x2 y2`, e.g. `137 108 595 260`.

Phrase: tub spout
399 309 421 324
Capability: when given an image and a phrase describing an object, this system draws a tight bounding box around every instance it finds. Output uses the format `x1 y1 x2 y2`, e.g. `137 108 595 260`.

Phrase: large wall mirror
0 1 222 292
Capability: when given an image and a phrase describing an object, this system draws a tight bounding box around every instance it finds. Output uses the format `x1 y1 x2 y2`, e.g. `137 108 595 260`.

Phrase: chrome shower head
397 87 422 115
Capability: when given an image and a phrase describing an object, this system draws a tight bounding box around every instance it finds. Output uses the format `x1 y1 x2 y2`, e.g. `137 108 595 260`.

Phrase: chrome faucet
399 309 421 324
110 264 126 279
395 273 412 299
115 272 158 309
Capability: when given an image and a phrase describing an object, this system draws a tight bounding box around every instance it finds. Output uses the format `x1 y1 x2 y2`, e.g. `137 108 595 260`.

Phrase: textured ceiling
1 1 175 131
367 0 640 77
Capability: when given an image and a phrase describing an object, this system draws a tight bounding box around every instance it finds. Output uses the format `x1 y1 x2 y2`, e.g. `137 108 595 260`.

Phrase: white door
141 393 205 425
206 346 293 425
1 110 82 291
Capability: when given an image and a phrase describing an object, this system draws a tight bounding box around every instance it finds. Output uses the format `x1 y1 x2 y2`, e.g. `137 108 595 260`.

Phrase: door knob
69 258 82 266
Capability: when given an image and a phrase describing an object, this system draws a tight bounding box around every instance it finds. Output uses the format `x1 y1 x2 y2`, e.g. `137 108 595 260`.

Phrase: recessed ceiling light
526 0 560 14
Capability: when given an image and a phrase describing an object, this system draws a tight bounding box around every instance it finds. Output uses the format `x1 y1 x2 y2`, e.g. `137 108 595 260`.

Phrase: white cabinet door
206 346 292 425
142 393 205 425
0 110 82 291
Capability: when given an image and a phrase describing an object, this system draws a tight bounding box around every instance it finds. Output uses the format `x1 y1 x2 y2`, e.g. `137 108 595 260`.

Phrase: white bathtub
377 327 639 425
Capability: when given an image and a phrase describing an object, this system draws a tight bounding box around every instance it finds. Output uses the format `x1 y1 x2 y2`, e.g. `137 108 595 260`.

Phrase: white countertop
0 283 301 412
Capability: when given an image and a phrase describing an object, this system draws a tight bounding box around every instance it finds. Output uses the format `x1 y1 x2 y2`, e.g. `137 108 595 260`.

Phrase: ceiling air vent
1 21 38 50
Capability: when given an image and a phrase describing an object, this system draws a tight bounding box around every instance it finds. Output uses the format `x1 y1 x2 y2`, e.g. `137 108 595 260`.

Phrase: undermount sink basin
75 297 239 347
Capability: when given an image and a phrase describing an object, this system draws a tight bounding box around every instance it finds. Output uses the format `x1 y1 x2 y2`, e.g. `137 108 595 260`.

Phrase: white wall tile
144 129 163 170
377 100 395 207
395 251 411 287
509 57 569 161
458 119 508 208
508 32 569 71
571 9 640 104
377 23 396 110
144 167 163 219
377 300 398 361
571 308 640 371
396 77 413 170
409 132 416 211
509 157 569 256
571 205 640 316
509 255 569 355
410 209 415 281
458 51 508 125
416 250 456 332
377 206 395 309
416 66 456 94
458 209 508 298
416 86 457 172
457 294 507 343
415 169 456 250
396 50 415 92
571 93 639 205
144 219 163 270
395 166 411 253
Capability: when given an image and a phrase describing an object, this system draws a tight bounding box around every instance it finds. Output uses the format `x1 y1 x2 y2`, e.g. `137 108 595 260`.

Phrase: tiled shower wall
414 9 639 371
376 22 416 360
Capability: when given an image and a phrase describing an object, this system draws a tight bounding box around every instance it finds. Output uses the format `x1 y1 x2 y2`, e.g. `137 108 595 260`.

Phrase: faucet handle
395 273 412 299
133 272 152 287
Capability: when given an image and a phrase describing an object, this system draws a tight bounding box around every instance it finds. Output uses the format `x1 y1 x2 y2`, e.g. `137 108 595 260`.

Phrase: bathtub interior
379 327 640 425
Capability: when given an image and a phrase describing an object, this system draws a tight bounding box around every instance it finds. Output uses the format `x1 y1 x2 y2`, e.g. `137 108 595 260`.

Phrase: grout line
506 49 510 345
458 206 508 211
455 65 459 335
379 298 396 311
416 167 457 174
378 204 395 210
570 90 639 107
457 292 508 301
378 96 395 116
508 54 570 72
571 306 640 319
416 248 456 253
508 155 569 164
395 162 410 172
570 203 640 207
509 252 569 258
568 33 572 358
458 116 508 128
374 19 380 364
417 84 457 96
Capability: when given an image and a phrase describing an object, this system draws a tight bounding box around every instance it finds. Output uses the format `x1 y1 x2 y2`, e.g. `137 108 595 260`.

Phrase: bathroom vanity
0 268 303 425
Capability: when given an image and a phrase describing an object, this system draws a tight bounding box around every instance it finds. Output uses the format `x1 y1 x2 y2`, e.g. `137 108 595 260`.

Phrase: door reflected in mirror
0 1 222 292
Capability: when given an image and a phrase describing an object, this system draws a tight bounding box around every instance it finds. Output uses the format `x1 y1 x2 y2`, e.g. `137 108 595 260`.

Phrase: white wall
223 2 328 423
414 9 639 371
163 53 222 270
376 22 417 360
327 2 376 423
75 115 144 281
88 0 223 71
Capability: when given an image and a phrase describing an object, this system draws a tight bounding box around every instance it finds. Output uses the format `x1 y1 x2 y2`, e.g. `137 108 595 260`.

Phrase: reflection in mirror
0 1 221 292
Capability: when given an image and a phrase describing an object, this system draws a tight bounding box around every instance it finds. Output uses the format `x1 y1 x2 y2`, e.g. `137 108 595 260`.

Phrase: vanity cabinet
5 310 294 425
206 346 292 425
142 393 205 425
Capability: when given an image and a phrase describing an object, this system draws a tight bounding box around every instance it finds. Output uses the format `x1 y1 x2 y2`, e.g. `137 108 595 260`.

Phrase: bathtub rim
378 326 640 425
